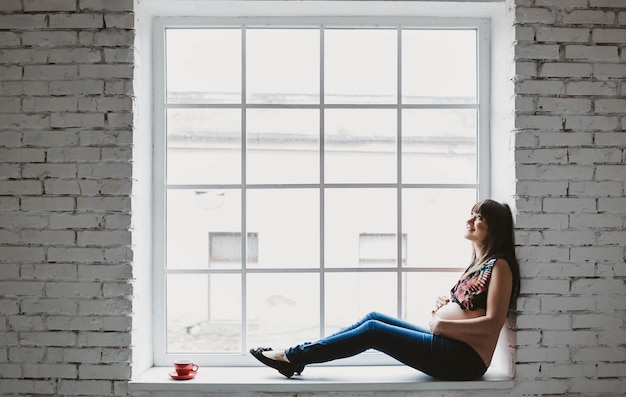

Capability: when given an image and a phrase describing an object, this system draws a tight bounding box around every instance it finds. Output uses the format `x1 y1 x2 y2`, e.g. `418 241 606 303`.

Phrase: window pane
325 29 397 104
167 274 241 353
325 272 397 335
402 109 476 184
325 188 396 268
247 189 319 268
247 109 320 184
167 109 241 185
167 189 241 270
325 109 396 183
167 29 241 104
402 188 475 268
247 273 320 349
403 272 460 326
402 30 476 104
246 29 319 104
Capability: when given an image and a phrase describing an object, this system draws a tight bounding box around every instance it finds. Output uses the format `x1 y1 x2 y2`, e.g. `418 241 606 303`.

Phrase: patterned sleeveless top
450 255 501 311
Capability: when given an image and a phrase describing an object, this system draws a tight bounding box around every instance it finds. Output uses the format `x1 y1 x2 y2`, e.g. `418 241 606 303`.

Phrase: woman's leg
284 312 486 380
325 311 430 339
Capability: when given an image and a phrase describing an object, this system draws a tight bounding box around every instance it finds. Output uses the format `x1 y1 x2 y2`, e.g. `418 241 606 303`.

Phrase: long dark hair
472 199 520 310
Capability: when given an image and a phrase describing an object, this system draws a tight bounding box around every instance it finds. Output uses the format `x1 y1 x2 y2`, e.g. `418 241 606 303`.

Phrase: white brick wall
1 0 625 396
0 1 134 396
513 1 626 396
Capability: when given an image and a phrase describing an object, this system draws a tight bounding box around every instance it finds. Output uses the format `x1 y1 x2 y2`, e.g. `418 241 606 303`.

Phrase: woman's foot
250 347 304 378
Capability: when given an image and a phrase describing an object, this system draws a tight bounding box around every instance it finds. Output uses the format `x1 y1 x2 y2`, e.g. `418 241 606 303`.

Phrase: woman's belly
433 302 495 366
435 301 486 320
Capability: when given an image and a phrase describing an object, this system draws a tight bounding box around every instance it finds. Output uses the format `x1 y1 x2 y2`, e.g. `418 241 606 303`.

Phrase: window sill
129 366 514 393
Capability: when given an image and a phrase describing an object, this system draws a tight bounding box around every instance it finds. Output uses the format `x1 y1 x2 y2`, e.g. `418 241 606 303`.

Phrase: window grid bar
166 183 478 190
240 25 248 356
166 267 466 275
318 25 326 340
396 26 403 320
165 103 479 109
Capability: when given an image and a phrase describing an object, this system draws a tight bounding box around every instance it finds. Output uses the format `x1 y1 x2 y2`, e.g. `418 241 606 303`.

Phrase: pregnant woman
251 199 520 381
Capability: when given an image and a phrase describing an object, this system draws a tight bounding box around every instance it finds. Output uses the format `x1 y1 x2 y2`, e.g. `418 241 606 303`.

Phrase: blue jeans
285 311 487 381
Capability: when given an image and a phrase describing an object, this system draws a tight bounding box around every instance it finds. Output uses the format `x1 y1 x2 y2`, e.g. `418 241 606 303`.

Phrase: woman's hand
432 295 450 313
429 312 441 335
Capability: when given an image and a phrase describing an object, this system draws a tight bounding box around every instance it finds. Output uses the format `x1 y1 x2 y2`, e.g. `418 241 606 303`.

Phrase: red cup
174 360 199 376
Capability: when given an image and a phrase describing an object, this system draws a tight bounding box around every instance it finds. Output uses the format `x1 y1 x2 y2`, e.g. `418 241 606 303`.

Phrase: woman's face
464 211 488 246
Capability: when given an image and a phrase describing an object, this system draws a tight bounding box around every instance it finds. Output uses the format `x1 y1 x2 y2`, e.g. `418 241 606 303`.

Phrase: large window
154 16 490 365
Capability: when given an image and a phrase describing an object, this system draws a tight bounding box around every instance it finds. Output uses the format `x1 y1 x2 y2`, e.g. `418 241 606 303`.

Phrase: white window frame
151 12 491 367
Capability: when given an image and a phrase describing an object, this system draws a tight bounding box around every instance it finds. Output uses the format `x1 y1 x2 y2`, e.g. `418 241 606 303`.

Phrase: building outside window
153 15 490 366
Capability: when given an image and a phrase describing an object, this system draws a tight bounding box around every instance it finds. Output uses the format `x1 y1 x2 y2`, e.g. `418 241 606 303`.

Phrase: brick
0 180 43 195
565 45 619 61
515 115 563 130
542 297 596 312
23 64 79 80
595 98 626 114
50 80 105 96
539 63 593 78
0 0 21 12
22 31 79 47
80 0 134 11
569 148 623 164
0 379 56 395
544 330 597 347
48 48 102 63
538 132 593 147
78 363 130 380
50 113 106 128
76 331 130 347
517 347 571 363
516 7 555 24
569 181 623 197
516 80 565 95
77 230 131 246
592 29 626 44
516 181 568 196
543 198 596 213
567 81 619 96
24 0 76 12
598 198 626 213
22 163 79 178
47 247 105 263
78 299 131 316
104 14 134 29
22 363 78 379
46 282 102 298
542 363 596 378
515 44 560 60
79 64 133 79
537 97 592 113
58 379 114 395
0 281 45 297
49 13 103 29
8 346 46 363
0 14 47 29
21 299 77 315
565 116 618 131
22 130 79 147
0 247 45 262
46 316 101 331
563 10 616 25
591 0 626 6
570 213 624 229
572 278 624 296
536 27 590 43
596 165 626 180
